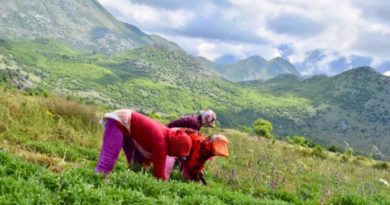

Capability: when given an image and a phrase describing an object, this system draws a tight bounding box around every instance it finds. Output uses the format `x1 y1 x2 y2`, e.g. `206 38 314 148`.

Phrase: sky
98 0 390 76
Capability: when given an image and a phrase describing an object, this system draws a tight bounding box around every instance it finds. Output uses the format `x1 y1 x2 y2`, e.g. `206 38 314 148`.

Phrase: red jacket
180 129 214 180
130 112 171 180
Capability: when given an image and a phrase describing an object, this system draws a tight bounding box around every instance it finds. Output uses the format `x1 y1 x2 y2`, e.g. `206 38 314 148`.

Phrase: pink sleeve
164 156 176 178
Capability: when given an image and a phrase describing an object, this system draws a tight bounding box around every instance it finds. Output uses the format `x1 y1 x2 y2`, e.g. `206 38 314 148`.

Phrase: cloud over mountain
98 0 390 76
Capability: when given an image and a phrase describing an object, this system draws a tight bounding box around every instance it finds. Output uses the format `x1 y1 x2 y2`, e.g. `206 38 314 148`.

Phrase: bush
327 144 342 153
345 147 353 156
252 119 274 139
373 162 389 170
311 145 326 159
287 135 311 147
341 154 350 162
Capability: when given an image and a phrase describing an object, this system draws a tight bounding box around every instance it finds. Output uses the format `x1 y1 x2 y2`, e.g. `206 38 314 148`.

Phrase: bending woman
96 109 192 180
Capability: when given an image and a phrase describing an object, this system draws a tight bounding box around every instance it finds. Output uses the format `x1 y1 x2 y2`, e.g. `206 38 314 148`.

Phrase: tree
253 118 273 139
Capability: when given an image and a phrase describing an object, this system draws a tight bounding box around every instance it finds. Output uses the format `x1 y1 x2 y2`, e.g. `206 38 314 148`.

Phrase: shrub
355 156 368 161
341 154 350 162
287 135 311 147
311 145 326 159
327 144 342 153
345 147 353 156
252 118 274 139
298 147 311 157
373 162 389 170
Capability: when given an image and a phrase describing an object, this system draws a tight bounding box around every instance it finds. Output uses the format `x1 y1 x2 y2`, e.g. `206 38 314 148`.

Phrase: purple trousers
95 119 176 176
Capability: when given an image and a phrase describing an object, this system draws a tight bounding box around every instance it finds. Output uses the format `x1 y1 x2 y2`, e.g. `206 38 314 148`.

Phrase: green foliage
345 147 354 156
286 135 312 147
341 155 350 162
330 194 369 205
373 162 389 170
239 125 253 134
253 119 274 139
0 151 274 204
327 144 342 153
311 145 326 159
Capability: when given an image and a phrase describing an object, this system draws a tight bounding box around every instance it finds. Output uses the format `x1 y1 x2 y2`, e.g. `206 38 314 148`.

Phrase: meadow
1 86 389 204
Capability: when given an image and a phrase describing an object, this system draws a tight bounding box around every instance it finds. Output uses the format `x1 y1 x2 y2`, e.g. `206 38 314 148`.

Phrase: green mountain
244 67 390 159
200 56 301 82
0 39 309 119
0 0 180 53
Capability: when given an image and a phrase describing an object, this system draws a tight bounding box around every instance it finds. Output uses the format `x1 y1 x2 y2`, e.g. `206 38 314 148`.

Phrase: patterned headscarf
200 109 217 127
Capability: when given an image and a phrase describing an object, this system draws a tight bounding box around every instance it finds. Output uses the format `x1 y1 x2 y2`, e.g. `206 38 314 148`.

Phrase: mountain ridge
0 0 178 53
200 55 301 82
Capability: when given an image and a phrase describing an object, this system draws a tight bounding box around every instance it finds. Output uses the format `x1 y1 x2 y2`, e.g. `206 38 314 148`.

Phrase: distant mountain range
215 54 240 65
199 55 301 82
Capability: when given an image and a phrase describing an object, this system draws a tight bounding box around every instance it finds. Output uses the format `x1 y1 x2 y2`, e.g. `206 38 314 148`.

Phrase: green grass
0 87 389 204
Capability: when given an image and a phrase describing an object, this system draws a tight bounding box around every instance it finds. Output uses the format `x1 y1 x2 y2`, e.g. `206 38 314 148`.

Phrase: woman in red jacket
176 128 229 185
95 109 192 180
167 109 217 131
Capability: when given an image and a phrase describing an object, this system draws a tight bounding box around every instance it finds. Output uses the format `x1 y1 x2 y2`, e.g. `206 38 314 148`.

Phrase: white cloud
158 33 278 61
384 71 390 76
98 0 193 30
98 0 390 75
370 58 385 68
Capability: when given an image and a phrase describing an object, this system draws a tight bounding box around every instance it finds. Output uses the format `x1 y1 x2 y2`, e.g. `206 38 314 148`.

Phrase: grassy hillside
0 39 312 121
1 87 389 204
244 68 390 159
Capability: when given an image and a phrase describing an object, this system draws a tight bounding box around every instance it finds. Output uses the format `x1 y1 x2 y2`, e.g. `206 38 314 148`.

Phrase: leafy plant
286 135 312 147
253 119 274 139
311 145 326 159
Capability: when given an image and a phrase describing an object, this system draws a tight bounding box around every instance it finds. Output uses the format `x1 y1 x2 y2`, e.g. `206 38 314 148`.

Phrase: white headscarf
200 109 216 127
